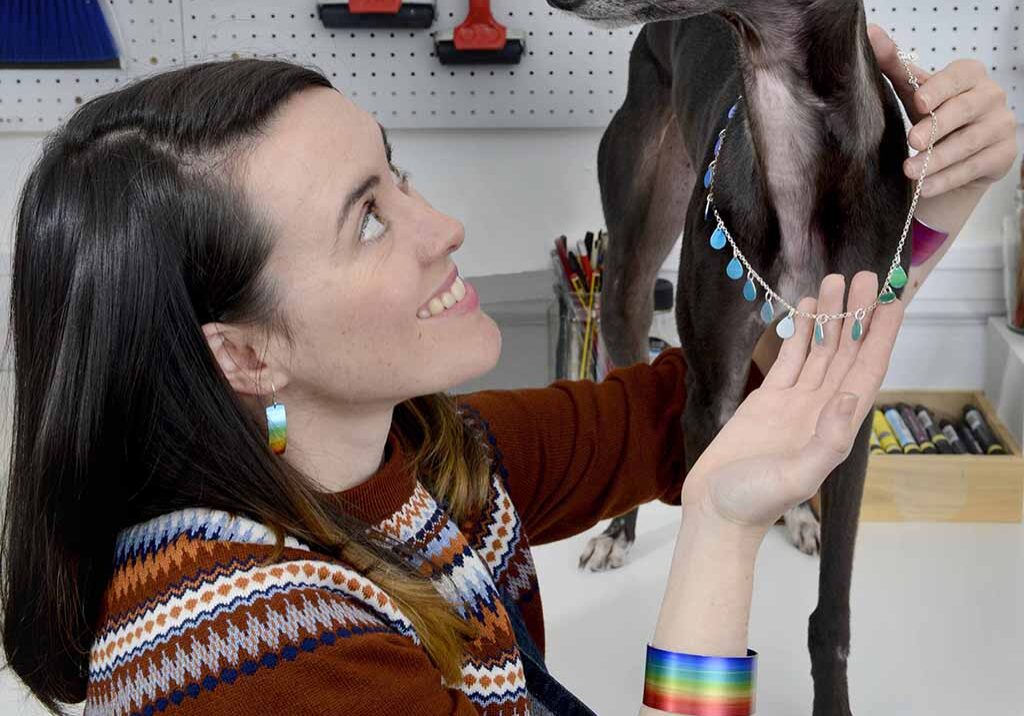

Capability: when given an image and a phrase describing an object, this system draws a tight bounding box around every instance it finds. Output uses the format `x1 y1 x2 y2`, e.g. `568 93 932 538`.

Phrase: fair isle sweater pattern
85 418 541 716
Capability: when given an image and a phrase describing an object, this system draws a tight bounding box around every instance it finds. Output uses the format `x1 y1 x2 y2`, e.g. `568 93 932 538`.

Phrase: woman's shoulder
87 508 420 713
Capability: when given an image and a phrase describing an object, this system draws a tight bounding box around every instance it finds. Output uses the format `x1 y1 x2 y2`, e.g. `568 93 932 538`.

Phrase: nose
421 204 464 261
547 0 585 9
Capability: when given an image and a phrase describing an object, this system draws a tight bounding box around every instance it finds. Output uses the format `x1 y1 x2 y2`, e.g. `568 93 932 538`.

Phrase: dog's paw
783 502 820 555
578 531 633 572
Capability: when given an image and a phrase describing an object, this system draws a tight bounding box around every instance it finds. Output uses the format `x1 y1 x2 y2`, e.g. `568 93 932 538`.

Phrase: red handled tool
434 0 525 65
317 1 436 29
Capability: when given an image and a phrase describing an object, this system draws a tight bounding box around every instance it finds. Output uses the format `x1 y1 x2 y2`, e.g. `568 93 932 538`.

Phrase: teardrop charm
703 164 714 189
710 226 727 250
704 194 713 221
879 290 896 304
889 266 908 289
743 278 757 302
728 102 739 119
776 312 796 340
852 318 864 342
760 300 775 324
726 256 744 280
714 136 723 156
814 320 825 345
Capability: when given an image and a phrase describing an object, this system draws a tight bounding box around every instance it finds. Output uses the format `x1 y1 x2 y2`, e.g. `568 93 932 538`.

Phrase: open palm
681 271 906 532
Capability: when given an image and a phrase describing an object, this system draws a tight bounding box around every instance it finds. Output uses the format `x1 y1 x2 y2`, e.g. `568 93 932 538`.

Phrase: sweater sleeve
184 626 481 715
455 347 765 546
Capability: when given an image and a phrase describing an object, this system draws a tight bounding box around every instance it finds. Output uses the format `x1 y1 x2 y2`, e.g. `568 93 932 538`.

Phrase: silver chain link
707 48 940 325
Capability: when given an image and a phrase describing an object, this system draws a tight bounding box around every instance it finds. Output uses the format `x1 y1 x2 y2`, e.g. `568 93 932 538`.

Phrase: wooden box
859 391 1024 522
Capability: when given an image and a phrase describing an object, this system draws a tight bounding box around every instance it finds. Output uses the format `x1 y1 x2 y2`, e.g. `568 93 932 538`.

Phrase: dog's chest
747 71 827 278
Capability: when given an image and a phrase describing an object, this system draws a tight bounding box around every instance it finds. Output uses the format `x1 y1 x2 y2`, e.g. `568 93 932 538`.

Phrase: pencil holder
550 250 611 382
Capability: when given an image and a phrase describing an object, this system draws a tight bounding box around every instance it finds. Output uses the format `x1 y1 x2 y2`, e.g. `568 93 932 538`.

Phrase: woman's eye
359 203 387 244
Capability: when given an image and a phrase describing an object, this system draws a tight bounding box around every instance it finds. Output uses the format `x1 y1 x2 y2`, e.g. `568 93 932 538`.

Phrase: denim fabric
498 588 599 716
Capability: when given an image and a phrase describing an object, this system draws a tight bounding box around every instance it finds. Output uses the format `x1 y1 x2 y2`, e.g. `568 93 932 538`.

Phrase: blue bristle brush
1 0 121 69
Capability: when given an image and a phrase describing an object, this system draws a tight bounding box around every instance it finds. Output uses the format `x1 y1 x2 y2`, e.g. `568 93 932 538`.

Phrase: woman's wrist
649 506 764 658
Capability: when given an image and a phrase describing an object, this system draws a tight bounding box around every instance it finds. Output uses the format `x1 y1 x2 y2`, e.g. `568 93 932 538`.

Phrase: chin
442 314 503 392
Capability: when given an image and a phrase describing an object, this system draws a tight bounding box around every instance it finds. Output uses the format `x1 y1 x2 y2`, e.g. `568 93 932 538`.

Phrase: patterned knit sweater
84 347 764 715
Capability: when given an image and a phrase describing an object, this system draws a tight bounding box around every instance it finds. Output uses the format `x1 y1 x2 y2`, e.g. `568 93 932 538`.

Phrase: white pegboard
0 1 1021 131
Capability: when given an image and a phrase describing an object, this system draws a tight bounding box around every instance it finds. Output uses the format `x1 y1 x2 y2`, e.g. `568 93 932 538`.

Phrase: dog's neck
722 1 885 161
716 2 885 265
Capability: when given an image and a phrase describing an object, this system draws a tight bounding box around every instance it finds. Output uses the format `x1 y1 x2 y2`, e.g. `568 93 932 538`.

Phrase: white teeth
451 277 466 300
419 275 467 318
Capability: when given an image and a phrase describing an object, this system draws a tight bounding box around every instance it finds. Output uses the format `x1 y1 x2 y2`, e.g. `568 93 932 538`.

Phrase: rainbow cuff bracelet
643 645 757 715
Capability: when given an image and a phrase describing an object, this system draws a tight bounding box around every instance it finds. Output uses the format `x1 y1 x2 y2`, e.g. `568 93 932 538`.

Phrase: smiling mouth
418 271 469 318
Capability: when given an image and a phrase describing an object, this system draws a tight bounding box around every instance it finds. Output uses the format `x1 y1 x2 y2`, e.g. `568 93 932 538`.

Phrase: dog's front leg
809 414 873 716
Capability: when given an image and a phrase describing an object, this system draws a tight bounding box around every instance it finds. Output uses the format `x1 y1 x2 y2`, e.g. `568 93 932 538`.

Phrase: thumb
866 23 932 118
785 392 861 486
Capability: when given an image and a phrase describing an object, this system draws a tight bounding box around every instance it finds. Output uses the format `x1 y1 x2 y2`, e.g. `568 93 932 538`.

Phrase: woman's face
241 87 502 406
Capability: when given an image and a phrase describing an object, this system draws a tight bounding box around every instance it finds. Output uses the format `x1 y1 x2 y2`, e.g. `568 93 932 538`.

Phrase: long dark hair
1 58 492 713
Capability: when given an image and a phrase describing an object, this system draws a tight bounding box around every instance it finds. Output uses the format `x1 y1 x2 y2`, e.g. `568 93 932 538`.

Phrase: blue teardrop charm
776 313 796 340
743 278 757 302
703 165 714 188
704 194 713 221
710 226 727 250
726 257 744 280
729 102 739 119
852 318 864 342
760 300 775 324
714 136 723 156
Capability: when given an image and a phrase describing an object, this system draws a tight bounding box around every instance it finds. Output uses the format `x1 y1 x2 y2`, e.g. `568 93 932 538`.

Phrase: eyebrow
334 123 394 241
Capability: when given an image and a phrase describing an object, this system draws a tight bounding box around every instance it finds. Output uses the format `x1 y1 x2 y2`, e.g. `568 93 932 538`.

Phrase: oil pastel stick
882 405 921 454
897 403 936 453
872 409 903 454
963 405 1007 455
957 420 984 455
869 429 885 455
938 420 968 454
914 404 954 454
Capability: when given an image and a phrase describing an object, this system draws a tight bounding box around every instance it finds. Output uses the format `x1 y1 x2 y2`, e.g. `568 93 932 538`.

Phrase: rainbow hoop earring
265 381 287 455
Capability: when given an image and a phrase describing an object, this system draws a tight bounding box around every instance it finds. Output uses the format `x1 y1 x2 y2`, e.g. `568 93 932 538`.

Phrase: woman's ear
201 322 288 398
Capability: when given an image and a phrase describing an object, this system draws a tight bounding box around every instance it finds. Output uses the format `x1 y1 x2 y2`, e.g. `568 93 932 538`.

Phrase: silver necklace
703 48 940 343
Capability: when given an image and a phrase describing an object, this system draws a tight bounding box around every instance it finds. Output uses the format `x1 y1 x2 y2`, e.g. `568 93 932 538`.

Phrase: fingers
837 294 907 426
918 137 1020 197
912 58 990 126
904 108 1017 180
760 296 817 390
866 24 933 121
907 81 1004 154
819 271 881 392
795 274 846 391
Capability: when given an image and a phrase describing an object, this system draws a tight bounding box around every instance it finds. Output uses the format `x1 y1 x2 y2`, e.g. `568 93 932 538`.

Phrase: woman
1 25 1016 716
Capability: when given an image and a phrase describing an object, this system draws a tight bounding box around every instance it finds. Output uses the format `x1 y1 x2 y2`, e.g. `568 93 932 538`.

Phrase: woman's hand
680 271 905 535
867 23 1019 199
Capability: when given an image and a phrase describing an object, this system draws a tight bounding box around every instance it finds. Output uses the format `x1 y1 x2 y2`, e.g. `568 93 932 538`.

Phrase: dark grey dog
548 1 913 714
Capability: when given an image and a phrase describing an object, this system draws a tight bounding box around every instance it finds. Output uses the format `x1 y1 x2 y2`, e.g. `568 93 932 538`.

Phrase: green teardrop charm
879 290 896 304
814 321 825 345
889 266 908 289
852 318 864 342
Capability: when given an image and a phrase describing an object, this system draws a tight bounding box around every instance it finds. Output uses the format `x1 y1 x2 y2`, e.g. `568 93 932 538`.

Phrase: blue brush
1 0 121 69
